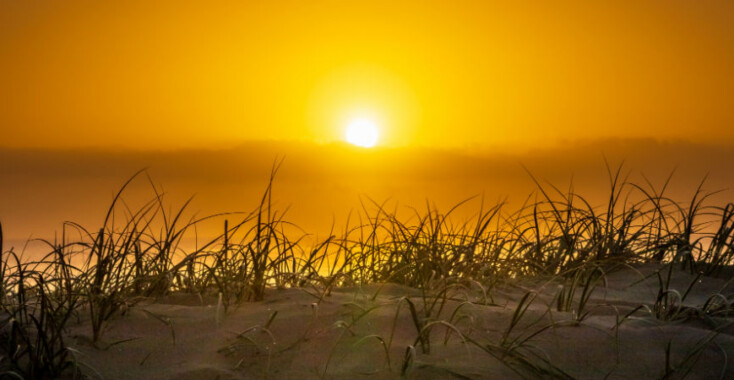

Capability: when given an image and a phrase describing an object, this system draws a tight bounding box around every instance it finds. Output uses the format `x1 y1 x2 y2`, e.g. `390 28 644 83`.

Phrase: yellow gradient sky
2 1 734 149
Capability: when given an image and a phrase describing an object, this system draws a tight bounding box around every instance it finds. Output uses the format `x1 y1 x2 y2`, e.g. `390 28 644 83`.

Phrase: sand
66 264 734 380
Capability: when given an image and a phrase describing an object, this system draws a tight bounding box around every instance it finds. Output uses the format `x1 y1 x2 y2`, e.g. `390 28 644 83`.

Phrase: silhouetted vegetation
1 162 732 379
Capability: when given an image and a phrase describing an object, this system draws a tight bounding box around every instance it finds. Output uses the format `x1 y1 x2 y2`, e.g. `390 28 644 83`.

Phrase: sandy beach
62 263 733 380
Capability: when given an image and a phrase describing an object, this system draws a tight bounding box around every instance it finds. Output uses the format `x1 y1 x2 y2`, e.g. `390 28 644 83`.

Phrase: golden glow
345 118 379 147
1 1 734 149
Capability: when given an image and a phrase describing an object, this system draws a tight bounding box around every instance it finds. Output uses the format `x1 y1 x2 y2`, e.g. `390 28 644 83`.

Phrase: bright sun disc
345 119 379 147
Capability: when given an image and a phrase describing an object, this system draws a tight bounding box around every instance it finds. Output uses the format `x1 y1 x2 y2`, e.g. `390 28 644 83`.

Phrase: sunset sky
2 1 734 149
2 1 734 247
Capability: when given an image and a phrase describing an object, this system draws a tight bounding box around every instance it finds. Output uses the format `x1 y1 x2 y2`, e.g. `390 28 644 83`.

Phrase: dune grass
1 163 733 379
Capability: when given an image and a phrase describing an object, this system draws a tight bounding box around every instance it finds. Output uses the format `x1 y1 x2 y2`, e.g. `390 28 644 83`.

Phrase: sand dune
65 264 733 380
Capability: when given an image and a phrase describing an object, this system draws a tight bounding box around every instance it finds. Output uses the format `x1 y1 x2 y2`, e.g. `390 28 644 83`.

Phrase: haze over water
2 1 734 253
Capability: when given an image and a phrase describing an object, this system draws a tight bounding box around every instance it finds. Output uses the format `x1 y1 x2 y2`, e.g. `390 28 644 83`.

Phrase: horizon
2 3 734 379
2 0 734 258
3 138 733 247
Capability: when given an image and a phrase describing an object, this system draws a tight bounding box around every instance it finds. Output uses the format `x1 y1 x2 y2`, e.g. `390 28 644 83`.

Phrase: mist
2 138 733 252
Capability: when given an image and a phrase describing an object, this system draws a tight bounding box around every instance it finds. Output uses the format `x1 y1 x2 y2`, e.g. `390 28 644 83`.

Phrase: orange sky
2 1 734 149
3 1 734 250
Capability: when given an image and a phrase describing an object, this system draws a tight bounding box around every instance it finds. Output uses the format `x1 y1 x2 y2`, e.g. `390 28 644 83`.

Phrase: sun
345 119 379 148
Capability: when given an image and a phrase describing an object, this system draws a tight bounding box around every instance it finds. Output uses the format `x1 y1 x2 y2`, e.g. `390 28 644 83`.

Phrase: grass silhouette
1 163 733 379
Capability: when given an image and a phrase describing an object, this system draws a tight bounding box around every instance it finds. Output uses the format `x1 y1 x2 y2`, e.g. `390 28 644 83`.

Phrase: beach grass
1 164 733 379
